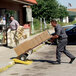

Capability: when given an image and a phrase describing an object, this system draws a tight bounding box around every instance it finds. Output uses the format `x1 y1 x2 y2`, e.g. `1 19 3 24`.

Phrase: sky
57 0 76 9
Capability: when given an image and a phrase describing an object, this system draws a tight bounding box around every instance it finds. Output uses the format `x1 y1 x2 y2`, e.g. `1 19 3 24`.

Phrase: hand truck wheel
19 53 28 61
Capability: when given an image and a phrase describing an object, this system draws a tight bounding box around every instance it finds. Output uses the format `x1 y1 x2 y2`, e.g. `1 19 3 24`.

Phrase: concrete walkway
0 30 76 76
0 44 76 76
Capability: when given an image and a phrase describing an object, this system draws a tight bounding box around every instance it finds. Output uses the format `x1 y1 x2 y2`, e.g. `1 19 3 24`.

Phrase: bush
71 20 76 24
33 18 41 30
30 18 51 35
33 18 51 31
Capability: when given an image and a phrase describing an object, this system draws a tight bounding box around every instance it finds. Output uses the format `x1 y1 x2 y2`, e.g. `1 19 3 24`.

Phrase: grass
33 18 51 30
31 18 50 35
58 20 76 26
31 18 76 35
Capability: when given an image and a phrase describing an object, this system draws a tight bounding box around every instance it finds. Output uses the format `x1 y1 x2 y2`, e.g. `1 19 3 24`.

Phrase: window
72 27 76 32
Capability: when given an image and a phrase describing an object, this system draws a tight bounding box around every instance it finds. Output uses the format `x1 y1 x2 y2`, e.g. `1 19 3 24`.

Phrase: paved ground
0 44 76 76
0 30 76 76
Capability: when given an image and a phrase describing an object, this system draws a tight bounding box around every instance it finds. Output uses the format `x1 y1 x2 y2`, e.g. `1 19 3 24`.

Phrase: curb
0 44 45 73
0 59 33 73
0 61 15 73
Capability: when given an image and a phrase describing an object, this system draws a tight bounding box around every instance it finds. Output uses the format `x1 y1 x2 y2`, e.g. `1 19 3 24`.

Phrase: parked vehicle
46 24 76 45
63 24 76 44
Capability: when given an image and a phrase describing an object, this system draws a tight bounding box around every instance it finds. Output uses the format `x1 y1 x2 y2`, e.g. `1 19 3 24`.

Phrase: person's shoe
56 60 61 64
69 58 75 64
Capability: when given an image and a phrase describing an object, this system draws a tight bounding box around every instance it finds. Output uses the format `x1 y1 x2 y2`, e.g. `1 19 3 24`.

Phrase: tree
58 5 68 21
32 0 68 22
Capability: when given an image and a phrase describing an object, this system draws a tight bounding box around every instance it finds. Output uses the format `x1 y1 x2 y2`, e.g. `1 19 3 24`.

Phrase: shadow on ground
32 59 69 64
3 45 13 49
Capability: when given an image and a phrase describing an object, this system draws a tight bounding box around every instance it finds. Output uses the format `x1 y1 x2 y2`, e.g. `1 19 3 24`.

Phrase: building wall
0 1 24 25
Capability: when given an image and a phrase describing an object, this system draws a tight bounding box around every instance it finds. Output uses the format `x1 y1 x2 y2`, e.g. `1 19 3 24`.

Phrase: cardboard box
43 30 51 39
14 30 52 56
14 45 26 56
34 35 43 44
30 38 39 48
14 40 31 56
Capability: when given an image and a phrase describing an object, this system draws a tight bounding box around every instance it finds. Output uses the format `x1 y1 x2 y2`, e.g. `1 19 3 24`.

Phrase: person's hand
48 38 54 43
49 39 54 43
50 35 53 38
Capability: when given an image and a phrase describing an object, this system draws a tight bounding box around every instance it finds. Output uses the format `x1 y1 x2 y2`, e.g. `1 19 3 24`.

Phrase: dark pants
56 39 75 62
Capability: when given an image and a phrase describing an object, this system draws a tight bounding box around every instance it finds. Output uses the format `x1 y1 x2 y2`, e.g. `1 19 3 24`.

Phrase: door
0 8 7 46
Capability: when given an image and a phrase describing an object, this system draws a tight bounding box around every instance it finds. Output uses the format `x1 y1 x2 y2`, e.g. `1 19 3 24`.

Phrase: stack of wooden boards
14 30 51 57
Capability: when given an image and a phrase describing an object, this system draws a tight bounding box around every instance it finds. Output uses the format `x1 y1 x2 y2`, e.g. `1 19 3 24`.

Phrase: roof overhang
67 8 76 12
25 0 37 4
12 0 37 5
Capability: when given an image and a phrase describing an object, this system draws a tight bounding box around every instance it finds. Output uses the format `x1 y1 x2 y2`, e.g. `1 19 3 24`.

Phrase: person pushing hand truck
50 20 75 64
